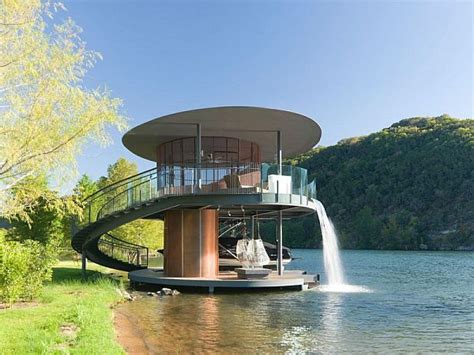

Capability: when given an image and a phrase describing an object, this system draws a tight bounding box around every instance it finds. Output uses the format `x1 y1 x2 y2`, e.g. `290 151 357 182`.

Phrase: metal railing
97 233 149 267
83 162 317 224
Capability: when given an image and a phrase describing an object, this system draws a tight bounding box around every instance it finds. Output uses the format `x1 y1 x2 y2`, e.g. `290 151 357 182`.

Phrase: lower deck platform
129 269 319 293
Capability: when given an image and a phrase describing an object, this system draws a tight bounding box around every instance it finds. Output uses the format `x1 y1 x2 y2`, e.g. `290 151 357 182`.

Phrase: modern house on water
72 106 322 292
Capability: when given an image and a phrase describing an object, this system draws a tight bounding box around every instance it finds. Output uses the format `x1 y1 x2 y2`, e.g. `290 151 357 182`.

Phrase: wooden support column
164 209 218 278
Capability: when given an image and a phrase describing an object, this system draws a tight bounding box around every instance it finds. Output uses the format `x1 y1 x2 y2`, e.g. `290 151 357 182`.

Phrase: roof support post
195 123 202 190
277 210 283 276
277 130 282 175
251 215 255 239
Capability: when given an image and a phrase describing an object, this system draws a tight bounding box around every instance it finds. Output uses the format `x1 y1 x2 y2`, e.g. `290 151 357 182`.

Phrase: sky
60 0 472 183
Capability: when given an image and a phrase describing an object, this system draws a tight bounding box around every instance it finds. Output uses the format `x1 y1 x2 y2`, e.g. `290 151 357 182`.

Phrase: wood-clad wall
164 209 218 278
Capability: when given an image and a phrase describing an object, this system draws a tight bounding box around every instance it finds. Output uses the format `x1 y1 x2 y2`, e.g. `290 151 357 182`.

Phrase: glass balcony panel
85 163 316 223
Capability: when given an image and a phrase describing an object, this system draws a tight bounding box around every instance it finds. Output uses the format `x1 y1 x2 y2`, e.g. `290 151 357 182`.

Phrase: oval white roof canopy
122 106 322 162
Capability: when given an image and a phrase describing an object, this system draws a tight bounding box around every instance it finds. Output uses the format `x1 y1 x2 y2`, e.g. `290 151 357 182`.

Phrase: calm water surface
118 250 473 353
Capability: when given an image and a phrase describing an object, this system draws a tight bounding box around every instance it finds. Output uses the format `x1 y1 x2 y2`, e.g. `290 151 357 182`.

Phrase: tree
74 174 98 201
74 158 164 250
351 207 382 249
104 158 138 185
103 158 163 250
7 175 80 249
288 115 473 250
0 1 126 221
0 175 80 303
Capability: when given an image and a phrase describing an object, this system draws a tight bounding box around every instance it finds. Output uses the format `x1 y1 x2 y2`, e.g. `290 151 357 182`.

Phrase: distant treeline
261 115 474 251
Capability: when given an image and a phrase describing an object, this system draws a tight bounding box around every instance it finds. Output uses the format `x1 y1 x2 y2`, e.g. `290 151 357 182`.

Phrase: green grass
0 261 125 354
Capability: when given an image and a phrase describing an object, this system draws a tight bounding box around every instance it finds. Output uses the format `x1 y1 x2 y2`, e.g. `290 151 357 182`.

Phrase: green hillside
263 115 474 251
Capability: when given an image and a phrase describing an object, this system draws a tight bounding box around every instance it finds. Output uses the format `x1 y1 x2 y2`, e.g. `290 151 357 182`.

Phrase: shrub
0 235 54 304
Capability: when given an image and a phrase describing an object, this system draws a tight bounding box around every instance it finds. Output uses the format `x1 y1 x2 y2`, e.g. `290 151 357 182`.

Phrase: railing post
277 210 283 276
195 123 202 191
277 130 282 204
276 180 279 203
289 166 292 204
277 130 282 175
149 174 152 199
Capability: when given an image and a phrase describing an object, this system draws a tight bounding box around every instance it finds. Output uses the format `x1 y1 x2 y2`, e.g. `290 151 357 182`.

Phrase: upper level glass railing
82 163 317 225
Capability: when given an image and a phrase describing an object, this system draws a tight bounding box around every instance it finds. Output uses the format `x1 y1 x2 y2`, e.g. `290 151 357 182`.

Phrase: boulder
161 288 173 295
117 288 135 301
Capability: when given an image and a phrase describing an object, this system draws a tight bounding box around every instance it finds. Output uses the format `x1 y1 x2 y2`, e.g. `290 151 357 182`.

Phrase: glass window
182 137 195 163
227 138 238 153
172 140 182 164
227 152 238 162
239 140 251 162
201 137 214 163
214 137 226 152
165 142 173 164
157 136 260 164
156 145 165 164
251 143 260 163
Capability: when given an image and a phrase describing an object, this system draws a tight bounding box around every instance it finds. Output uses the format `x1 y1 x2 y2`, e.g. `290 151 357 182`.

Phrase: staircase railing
97 233 149 267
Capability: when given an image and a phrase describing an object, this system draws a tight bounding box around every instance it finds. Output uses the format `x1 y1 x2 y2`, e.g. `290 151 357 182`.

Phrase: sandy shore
114 308 151 354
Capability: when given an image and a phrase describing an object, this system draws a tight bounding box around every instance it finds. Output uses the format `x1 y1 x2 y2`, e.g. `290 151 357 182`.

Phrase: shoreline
0 262 124 353
114 306 150 354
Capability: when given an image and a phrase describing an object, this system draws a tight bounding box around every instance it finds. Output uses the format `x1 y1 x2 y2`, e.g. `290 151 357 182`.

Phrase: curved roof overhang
122 106 322 162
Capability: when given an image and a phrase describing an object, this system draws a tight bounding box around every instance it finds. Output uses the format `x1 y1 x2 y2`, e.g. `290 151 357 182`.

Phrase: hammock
236 238 270 268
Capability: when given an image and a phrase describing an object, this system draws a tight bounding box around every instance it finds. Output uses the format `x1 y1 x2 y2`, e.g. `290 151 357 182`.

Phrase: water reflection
319 293 342 353
116 250 473 353
117 291 342 353
117 292 303 353
198 296 219 352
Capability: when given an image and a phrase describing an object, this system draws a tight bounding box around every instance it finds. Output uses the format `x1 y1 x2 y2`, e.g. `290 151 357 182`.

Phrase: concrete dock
129 269 319 293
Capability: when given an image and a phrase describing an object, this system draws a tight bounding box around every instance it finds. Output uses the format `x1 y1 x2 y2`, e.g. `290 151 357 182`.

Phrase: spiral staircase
72 163 317 272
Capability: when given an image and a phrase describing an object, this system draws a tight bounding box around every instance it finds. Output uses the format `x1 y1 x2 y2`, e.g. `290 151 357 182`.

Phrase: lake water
117 250 473 353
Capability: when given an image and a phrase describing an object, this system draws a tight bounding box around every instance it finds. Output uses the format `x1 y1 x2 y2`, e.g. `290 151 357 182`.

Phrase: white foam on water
317 284 373 293
314 200 372 294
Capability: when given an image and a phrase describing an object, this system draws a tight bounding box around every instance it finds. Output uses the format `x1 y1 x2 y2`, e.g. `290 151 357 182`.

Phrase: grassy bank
0 261 125 354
